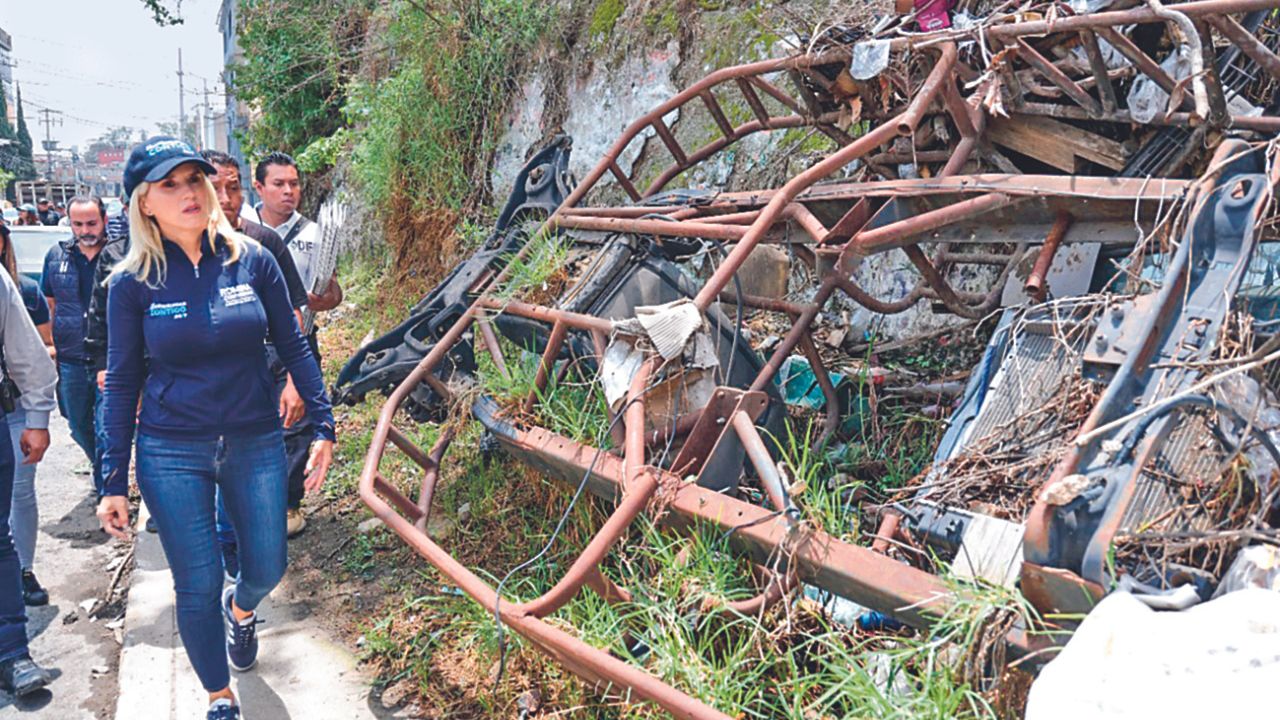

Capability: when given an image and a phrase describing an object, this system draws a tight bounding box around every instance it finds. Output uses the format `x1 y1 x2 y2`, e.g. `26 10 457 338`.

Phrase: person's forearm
265 276 335 440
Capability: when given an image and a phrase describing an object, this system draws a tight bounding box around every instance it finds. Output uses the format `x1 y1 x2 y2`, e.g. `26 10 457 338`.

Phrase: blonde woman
97 138 335 720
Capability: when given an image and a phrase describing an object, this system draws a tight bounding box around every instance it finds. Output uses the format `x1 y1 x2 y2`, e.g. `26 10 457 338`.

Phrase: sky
2 0 225 152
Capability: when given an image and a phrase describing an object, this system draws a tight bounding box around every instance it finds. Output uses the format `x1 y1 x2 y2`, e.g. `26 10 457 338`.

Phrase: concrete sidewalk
0 414 126 718
114 504 384 719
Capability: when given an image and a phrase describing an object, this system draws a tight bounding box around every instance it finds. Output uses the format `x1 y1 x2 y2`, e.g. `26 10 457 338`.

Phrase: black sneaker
220 541 239 584
21 570 48 607
206 698 240 720
0 655 52 697
222 586 260 672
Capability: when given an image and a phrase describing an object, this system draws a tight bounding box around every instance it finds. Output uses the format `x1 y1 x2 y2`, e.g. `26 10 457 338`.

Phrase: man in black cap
35 200 59 227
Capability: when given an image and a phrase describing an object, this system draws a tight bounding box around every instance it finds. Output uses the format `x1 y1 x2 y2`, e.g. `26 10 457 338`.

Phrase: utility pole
177 48 186 143
37 107 62 180
202 79 211 150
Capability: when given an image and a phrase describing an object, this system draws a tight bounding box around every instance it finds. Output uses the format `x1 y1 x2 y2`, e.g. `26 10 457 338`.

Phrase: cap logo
145 139 193 156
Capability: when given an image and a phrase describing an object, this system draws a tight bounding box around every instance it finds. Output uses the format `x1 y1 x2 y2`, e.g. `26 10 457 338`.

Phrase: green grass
475 313 612 448
589 0 627 44
347 0 553 215
491 228 571 303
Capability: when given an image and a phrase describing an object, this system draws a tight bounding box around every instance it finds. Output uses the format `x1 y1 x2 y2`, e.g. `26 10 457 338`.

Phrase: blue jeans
0 411 28 662
6 409 37 570
57 361 102 494
136 430 288 692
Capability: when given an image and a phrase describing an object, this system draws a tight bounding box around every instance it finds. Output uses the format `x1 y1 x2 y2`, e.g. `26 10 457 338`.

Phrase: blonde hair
113 173 256 286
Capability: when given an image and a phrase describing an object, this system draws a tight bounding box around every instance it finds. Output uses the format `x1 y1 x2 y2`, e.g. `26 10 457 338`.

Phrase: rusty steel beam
489 422 954 628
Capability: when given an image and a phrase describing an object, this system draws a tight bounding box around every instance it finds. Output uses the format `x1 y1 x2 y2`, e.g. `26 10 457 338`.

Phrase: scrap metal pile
337 2 1280 716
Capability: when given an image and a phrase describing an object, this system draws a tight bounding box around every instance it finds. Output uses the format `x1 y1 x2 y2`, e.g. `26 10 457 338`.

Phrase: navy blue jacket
41 240 102 363
101 233 336 496
17 275 50 327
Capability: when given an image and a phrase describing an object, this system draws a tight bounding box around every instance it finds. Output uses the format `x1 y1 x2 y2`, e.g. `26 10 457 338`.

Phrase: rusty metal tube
751 278 838 392
562 51 850 210
849 192 1016 254
732 411 791 515
413 428 455 532
716 571 795 616
784 203 829 243
1024 212 1074 302
796 332 842 443
554 214 750 241
478 297 615 333
1206 14 1280 82
476 316 510 380
525 320 569 414
358 479 729 719
644 113 844 197
898 42 959 136
871 512 903 554
513 362 659 619
692 43 959 313
978 0 1280 40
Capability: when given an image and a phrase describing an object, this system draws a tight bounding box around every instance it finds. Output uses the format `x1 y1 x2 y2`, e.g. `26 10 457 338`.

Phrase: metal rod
1025 212 1074 302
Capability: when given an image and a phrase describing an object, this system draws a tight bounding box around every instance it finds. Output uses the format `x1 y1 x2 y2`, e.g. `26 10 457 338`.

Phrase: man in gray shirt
0 269 57 697
253 152 342 538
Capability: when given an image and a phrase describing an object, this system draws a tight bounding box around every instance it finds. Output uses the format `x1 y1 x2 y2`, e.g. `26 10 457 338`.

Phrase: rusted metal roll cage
357 5 1280 717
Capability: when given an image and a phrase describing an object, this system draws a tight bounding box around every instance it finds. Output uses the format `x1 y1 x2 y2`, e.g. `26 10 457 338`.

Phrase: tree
156 118 198 145
0 91 14 141
14 86 35 180
138 0 184 26
86 126 137 156
0 92 17 200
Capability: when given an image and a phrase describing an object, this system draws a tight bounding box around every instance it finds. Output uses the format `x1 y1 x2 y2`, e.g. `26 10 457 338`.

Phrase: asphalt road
0 414 127 719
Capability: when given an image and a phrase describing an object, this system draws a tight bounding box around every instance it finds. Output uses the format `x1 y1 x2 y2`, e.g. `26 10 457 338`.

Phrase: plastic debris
1213 545 1280 597
849 39 891 80
1026 589 1280 719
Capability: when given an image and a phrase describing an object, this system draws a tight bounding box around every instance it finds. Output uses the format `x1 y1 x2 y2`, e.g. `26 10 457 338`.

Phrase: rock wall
336 0 992 344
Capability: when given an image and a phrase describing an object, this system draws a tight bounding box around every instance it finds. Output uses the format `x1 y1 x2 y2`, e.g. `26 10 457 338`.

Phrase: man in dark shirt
203 150 314 575
35 200 59 227
41 196 110 494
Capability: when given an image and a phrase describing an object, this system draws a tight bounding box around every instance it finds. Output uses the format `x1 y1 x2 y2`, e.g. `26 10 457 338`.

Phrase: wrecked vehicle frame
342 4 1280 717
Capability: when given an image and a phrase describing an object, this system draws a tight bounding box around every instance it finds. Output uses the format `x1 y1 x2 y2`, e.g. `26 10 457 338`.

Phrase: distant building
0 27 14 126
217 0 250 167
96 148 126 165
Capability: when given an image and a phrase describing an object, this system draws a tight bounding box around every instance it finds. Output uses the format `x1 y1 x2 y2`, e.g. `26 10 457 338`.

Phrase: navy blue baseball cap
123 136 216 199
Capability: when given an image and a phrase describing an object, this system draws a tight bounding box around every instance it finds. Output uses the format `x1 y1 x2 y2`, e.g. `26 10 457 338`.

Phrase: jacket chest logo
219 283 256 307
149 301 188 320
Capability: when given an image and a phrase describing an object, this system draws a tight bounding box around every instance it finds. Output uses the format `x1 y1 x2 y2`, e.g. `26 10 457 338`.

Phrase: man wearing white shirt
253 152 343 537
